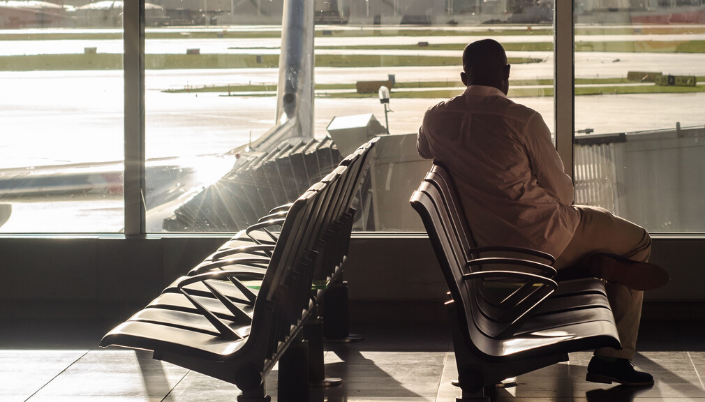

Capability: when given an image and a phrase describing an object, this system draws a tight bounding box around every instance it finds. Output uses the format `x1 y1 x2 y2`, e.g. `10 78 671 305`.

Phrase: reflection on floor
1 319 705 401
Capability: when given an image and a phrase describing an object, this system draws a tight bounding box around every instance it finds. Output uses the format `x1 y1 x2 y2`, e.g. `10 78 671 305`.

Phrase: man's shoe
586 356 654 387
588 253 669 291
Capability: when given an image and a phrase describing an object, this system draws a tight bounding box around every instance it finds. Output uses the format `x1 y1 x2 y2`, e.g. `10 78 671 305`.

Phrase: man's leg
554 205 651 360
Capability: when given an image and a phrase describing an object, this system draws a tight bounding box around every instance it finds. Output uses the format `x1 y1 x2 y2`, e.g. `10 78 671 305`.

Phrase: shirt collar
463 85 507 98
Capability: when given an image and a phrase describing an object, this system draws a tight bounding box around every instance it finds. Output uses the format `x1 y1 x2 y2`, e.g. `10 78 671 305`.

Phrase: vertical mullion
554 0 575 179
124 0 146 237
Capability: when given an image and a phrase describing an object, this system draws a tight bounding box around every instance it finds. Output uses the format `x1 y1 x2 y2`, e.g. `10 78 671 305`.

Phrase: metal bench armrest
467 246 555 265
269 203 293 214
463 270 557 288
245 219 285 244
257 211 288 223
466 257 557 278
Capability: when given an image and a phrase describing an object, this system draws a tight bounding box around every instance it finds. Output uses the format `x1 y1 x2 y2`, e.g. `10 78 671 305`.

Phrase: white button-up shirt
417 85 579 258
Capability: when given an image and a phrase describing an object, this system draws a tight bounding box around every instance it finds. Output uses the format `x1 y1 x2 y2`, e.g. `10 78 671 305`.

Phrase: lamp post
378 85 391 134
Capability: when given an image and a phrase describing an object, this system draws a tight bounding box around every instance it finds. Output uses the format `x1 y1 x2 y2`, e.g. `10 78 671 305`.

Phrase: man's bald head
460 39 511 94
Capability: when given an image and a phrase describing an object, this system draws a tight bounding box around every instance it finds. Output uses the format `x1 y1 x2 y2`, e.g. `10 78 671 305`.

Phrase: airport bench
193 137 378 341
100 138 378 402
207 137 377 259
410 162 621 401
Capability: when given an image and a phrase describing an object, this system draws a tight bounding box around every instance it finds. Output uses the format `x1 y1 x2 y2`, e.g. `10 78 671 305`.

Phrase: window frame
124 0 146 238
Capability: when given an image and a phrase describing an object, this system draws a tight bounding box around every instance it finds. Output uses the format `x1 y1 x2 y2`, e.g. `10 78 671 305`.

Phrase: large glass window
19 2 704 235
143 0 555 233
0 20 124 232
573 1 705 232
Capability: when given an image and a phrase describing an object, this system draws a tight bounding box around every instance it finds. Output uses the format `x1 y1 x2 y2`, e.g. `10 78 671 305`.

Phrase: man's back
417 85 578 257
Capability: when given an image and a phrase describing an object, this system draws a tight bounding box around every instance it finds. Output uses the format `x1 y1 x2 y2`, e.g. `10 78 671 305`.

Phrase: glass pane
0 19 123 232
574 1 705 233
146 2 554 233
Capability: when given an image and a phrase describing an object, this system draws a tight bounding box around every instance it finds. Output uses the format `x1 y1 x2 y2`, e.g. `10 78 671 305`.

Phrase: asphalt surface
1 25 704 232
3 33 705 55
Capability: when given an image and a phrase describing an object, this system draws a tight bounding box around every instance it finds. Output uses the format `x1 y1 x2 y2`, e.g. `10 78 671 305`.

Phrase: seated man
417 39 668 386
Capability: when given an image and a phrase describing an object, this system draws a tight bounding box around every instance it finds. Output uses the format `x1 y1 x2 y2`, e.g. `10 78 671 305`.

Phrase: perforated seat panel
147 293 254 321
101 320 246 360
129 308 250 338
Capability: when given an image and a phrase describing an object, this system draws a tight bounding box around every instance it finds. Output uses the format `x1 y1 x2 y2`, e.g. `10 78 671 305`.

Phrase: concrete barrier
627 71 662 82
356 79 394 94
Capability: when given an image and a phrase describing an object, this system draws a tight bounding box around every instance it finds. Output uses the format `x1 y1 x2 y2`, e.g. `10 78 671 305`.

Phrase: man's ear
460 71 468 86
504 64 511 80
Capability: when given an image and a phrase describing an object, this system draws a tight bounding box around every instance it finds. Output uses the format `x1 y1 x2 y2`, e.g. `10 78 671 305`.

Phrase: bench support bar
237 382 271 402
305 316 343 387
323 279 364 342
278 337 310 402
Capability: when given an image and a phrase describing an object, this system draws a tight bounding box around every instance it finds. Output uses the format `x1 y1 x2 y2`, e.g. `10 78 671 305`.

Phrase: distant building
0 1 71 28
73 1 166 27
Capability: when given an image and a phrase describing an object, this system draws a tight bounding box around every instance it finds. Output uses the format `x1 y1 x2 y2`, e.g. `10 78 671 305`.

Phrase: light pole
378 86 391 134
204 0 209 25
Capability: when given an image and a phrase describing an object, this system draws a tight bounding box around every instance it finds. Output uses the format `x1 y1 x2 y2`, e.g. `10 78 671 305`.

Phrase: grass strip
215 83 705 99
168 82 353 93
321 87 550 98
166 77 662 93
575 40 705 53
0 28 552 41
0 53 541 71
1 25 704 41
317 84 705 99
391 77 633 88
316 40 705 53
316 42 552 51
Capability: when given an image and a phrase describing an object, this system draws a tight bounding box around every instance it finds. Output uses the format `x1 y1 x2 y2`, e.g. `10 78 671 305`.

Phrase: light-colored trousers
554 205 652 361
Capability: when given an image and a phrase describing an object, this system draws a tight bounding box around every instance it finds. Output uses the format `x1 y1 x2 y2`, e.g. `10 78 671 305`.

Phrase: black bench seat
410 163 621 401
100 137 379 402
102 183 328 399
105 320 250 360
126 308 251 338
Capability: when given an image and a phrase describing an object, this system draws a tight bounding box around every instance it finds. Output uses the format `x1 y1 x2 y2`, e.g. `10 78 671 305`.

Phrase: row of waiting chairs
101 137 379 402
411 162 621 401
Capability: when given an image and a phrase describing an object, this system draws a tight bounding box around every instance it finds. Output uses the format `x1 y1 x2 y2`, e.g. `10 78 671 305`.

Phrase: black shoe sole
586 372 655 387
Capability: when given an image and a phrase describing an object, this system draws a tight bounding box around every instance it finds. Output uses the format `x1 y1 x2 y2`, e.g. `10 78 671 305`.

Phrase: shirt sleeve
417 123 433 160
524 113 574 206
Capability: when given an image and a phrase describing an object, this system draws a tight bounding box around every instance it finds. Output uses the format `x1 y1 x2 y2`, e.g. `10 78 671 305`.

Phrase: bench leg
457 385 492 402
323 279 363 343
237 381 271 402
278 337 310 402
305 314 343 387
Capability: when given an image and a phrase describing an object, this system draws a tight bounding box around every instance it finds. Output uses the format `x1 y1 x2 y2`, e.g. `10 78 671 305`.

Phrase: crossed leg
554 205 651 360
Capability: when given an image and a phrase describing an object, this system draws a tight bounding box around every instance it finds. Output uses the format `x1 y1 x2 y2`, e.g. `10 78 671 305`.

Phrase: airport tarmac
4 32 705 55
1 25 704 232
2 64 704 169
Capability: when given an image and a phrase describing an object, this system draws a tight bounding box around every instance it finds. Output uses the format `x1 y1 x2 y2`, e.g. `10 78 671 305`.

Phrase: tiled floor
1 319 705 401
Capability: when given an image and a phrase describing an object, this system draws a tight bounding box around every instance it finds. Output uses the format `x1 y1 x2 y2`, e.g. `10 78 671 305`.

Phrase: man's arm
525 113 574 206
417 124 434 159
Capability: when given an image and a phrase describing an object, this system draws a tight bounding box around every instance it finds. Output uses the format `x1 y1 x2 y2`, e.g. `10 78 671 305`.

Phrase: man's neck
467 81 503 92
464 85 507 98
